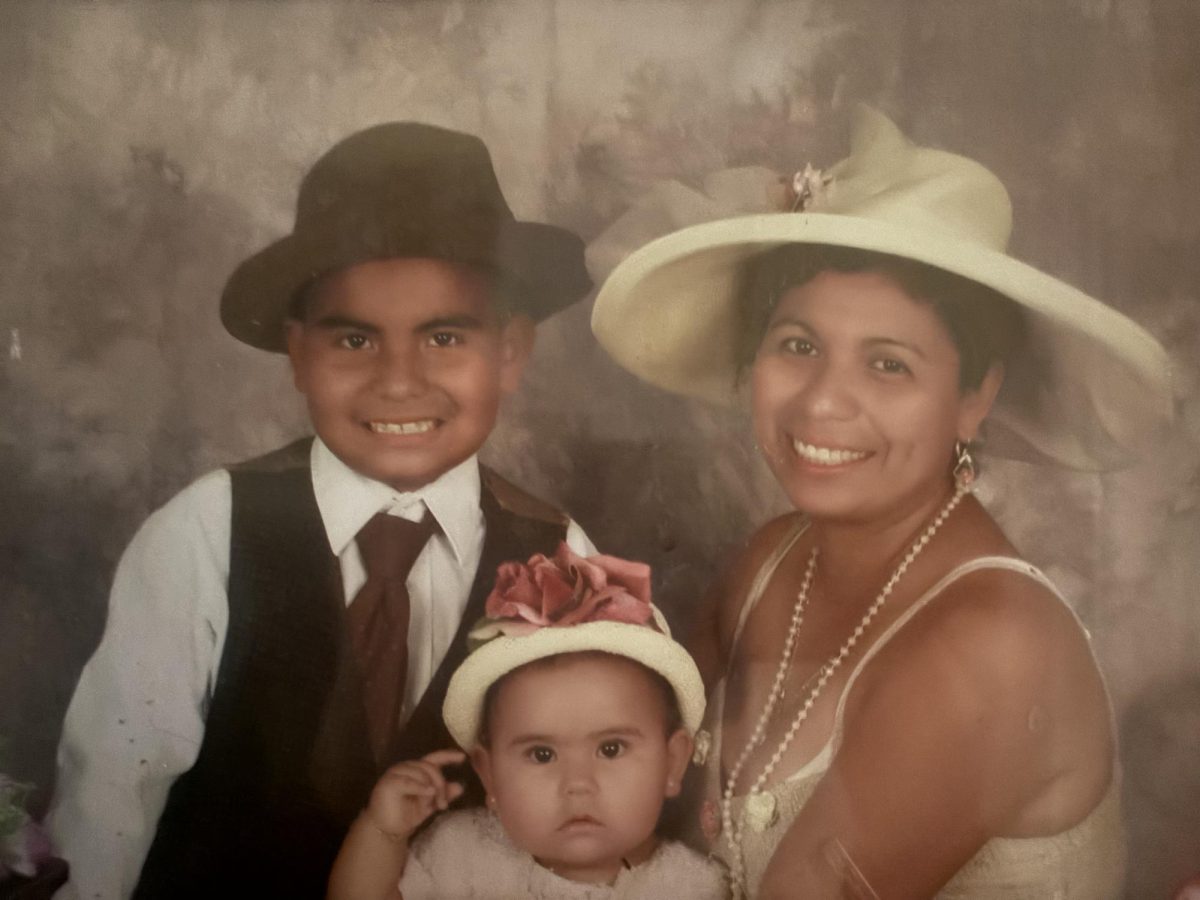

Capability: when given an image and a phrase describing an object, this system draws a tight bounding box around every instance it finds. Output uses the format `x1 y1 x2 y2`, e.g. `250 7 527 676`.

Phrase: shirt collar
310 437 482 564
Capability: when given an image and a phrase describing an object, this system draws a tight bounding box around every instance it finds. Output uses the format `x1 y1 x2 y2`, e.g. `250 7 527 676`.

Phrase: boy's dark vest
133 439 568 898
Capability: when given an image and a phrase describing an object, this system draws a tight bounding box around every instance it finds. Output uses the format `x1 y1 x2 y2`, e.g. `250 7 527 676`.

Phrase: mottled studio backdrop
2 1 1197 895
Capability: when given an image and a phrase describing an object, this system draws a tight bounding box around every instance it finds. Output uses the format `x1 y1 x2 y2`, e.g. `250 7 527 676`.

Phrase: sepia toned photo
1 2 1196 897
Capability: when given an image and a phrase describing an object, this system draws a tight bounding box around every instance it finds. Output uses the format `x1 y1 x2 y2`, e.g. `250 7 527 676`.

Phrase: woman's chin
777 471 875 520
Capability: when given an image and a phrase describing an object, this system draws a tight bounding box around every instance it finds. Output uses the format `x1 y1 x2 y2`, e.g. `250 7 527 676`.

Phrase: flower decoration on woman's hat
444 544 706 750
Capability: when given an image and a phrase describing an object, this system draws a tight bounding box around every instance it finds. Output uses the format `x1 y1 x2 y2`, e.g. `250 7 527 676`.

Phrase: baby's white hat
442 544 706 750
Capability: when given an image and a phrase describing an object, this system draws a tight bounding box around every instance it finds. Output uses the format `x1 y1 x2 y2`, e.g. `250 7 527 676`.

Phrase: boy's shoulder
226 436 313 475
479 466 569 527
208 439 572 532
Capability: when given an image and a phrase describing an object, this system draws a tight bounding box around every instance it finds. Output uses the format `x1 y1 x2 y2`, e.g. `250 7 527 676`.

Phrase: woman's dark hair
477 650 683 748
734 244 1026 390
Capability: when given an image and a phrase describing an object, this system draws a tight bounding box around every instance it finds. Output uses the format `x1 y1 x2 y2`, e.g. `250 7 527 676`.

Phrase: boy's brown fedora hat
221 122 592 352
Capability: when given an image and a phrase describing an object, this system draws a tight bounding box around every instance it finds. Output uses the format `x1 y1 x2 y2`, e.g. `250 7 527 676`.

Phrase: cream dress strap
829 555 1097 747
704 537 1126 899
729 516 810 649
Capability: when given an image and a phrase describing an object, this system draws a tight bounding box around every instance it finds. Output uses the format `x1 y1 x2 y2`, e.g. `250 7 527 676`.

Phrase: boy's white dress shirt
47 438 595 900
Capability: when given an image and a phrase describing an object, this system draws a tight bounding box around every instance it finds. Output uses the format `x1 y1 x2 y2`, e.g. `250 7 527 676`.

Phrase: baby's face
473 654 692 885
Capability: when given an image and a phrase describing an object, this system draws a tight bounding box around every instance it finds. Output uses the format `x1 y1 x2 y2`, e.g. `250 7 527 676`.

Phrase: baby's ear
664 729 693 798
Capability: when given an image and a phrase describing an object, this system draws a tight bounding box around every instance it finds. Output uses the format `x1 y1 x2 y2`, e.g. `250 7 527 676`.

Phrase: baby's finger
421 748 467 769
408 759 453 802
373 769 441 808
410 760 465 810
389 772 439 796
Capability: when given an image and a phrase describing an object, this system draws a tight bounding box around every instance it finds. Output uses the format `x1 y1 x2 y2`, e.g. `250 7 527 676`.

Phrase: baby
328 544 728 899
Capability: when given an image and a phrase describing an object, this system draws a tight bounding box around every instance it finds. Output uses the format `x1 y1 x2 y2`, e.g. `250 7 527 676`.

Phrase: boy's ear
498 314 535 395
284 320 309 393
663 729 693 798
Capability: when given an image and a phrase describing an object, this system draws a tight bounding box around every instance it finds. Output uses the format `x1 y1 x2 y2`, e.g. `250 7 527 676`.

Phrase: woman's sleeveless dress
701 519 1126 899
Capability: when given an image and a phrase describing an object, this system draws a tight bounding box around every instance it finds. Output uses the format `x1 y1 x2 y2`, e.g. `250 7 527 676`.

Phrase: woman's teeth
369 420 436 435
793 439 868 465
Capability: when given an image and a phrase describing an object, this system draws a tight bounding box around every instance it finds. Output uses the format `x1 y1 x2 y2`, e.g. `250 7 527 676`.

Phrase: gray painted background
2 1 1197 895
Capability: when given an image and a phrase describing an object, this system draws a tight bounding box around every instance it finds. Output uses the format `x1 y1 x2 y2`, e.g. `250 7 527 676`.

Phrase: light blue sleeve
47 470 232 900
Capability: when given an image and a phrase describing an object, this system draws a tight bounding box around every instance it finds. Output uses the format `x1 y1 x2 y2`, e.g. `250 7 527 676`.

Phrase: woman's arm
755 573 1111 899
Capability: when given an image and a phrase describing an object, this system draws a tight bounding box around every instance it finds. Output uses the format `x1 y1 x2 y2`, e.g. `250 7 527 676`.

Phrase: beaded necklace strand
720 483 969 898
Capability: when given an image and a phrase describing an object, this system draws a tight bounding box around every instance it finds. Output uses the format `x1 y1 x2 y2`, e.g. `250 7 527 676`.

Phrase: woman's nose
797 358 857 420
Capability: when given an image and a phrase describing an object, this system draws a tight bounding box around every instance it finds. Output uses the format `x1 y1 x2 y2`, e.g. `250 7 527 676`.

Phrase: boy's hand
363 749 467 842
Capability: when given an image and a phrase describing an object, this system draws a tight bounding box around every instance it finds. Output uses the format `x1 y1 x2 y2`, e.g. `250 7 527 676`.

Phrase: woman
590 108 1172 898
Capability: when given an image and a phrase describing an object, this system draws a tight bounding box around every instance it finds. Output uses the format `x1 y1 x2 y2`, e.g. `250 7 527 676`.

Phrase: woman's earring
953 439 977 489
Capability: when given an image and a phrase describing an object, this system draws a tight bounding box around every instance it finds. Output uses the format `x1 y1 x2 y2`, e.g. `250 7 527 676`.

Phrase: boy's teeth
793 439 868 465
370 420 435 435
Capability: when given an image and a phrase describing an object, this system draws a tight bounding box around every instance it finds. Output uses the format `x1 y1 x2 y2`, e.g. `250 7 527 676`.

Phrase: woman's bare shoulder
713 513 808 645
908 563 1092 677
864 564 1096 716
845 562 1111 819
687 512 807 686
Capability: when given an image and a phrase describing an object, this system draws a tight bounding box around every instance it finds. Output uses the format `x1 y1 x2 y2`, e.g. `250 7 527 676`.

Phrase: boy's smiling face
286 257 533 492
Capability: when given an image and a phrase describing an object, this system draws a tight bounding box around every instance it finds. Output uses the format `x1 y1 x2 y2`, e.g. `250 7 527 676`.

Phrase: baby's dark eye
339 333 371 350
528 746 555 764
598 740 625 759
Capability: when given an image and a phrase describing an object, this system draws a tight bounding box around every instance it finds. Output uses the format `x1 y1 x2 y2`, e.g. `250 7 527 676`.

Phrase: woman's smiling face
751 269 997 525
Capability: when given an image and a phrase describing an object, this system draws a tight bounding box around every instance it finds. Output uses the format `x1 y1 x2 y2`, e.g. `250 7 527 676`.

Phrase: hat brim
592 212 1173 471
222 219 592 352
442 619 706 751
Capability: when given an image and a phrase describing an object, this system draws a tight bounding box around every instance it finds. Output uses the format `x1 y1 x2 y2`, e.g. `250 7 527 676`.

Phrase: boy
46 122 595 899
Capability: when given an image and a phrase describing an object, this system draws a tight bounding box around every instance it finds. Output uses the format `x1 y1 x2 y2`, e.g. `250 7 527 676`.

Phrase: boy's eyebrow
310 314 380 333
417 315 488 332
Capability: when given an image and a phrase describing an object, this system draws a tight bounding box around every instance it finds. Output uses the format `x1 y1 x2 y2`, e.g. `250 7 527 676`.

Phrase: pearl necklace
719 484 968 898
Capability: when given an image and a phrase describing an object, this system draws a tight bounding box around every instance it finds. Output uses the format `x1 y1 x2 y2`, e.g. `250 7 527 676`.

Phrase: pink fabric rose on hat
469 543 654 645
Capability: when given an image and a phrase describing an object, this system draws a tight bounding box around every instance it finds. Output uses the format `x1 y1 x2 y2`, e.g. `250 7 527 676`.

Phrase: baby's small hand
364 748 467 842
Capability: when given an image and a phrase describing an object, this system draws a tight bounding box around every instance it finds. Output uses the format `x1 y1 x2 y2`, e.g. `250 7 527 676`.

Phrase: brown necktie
347 511 435 766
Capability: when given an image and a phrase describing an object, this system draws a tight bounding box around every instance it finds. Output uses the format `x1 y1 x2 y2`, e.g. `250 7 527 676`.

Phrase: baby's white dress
399 808 728 899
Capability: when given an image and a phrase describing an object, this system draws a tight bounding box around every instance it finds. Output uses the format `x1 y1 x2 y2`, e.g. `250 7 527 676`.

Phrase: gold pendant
745 789 777 832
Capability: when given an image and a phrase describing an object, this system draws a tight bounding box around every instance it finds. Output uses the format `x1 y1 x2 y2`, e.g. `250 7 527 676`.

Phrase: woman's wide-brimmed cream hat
590 106 1172 471
443 611 706 751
